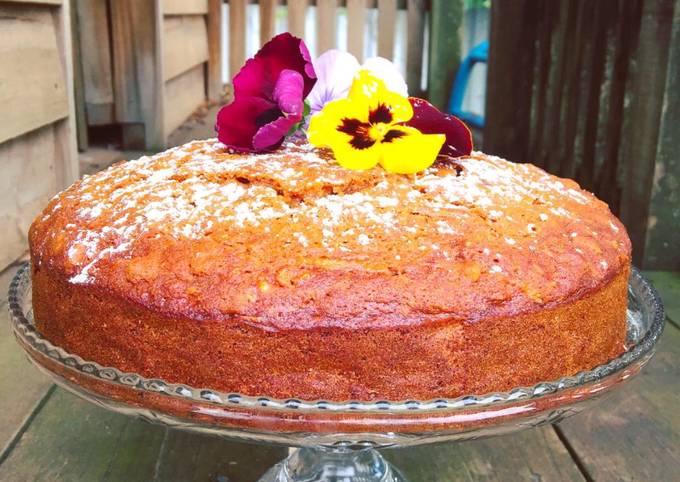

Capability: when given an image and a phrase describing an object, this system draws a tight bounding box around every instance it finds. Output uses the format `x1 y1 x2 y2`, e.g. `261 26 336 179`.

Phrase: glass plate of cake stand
8 264 665 482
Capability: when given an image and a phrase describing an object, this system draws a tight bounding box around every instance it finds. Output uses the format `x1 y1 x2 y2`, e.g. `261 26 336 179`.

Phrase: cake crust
29 140 632 400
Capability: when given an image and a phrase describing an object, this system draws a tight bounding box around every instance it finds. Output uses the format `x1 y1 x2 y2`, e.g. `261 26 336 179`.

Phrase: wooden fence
484 0 679 270
225 0 461 107
0 0 78 271
73 0 223 151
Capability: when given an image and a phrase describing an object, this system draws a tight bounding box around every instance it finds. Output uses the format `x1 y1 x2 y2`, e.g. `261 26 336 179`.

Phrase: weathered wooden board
643 271 680 326
75 0 114 126
1 0 62 5
288 0 308 39
316 0 337 54
406 0 426 96
0 389 166 481
228 0 247 79
0 3 69 144
163 0 208 15
207 0 223 100
0 266 53 456
377 0 397 60
259 0 277 45
154 429 288 481
618 0 675 266
164 65 206 137
110 0 165 149
0 126 59 270
384 426 584 481
427 0 463 110
347 0 366 61
643 0 680 271
163 15 209 81
558 322 680 481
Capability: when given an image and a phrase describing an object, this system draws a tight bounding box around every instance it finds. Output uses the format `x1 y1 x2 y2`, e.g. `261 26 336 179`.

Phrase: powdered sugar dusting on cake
35 139 626 285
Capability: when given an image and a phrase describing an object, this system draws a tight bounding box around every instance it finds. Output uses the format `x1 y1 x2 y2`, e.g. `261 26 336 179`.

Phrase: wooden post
618 0 675 266
260 0 277 46
377 0 397 60
406 0 426 96
207 0 224 101
483 0 540 162
110 0 165 150
317 0 337 54
427 0 463 110
347 0 366 62
642 0 680 270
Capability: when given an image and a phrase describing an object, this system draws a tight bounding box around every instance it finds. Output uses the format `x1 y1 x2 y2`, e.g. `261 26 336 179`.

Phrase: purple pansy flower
216 33 316 152
404 98 473 157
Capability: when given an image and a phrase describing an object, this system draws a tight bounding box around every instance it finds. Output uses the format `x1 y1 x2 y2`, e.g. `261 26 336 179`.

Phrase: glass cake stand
8 264 665 482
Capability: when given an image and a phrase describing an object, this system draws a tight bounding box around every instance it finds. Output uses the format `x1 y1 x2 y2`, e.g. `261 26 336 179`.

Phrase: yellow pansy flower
307 70 445 174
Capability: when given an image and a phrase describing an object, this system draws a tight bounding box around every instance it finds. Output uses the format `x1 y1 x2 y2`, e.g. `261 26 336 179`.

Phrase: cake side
29 140 631 331
31 260 628 401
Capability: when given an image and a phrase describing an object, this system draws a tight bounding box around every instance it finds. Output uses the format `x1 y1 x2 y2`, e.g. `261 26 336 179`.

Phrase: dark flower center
337 103 405 150
256 107 283 128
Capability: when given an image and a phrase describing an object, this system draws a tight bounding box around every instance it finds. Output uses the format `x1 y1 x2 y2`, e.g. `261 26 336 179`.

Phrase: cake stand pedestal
7 265 664 482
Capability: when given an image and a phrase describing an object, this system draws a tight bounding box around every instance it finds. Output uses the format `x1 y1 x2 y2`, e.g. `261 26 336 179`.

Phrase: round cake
29 139 631 401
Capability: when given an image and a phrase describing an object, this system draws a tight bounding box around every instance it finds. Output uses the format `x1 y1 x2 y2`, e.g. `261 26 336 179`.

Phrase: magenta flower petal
252 70 305 150
405 98 473 157
215 96 277 152
233 33 316 101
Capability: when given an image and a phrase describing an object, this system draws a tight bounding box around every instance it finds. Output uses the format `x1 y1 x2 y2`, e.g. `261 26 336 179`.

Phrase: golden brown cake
29 140 631 401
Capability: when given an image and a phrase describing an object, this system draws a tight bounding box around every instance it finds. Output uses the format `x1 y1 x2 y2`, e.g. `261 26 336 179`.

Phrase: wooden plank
259 0 277 46
110 0 165 149
406 0 426 96
0 265 54 455
0 126 58 271
288 0 308 39
643 0 680 271
377 0 397 60
0 389 166 481
385 426 584 481
483 0 539 161
154 429 288 481
163 0 208 15
51 0 79 188
644 271 680 326
70 0 88 151
164 65 206 136
206 0 224 101
1 0 62 5
76 0 114 125
228 0 247 79
162 16 209 81
427 0 463 110
347 0 366 61
316 0 337 54
618 0 675 266
0 4 69 144
558 322 680 481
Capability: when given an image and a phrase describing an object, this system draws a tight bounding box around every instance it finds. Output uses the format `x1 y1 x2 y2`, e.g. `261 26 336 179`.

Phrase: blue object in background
448 40 488 129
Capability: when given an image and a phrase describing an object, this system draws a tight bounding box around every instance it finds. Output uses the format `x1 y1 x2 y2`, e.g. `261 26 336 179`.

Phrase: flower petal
233 33 316 101
216 96 278 152
362 56 408 97
308 97 370 147
379 125 445 174
349 70 413 124
405 98 473 157
252 70 305 151
307 50 361 114
273 69 304 116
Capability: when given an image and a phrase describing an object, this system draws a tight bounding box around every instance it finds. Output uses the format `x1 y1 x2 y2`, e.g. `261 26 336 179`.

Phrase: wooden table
1 264 678 482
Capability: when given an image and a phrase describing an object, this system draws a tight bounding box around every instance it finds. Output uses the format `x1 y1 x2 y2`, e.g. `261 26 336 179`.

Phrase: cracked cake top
30 139 631 331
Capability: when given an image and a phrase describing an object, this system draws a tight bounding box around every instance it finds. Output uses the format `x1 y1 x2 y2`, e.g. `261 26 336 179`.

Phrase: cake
28 139 631 401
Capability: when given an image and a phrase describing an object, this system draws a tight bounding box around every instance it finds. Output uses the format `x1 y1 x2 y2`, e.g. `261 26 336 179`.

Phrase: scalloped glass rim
8 263 665 413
